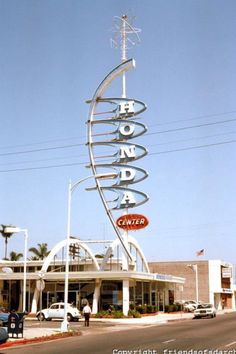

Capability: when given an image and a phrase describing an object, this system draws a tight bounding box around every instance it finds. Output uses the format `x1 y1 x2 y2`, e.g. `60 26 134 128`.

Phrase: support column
232 291 236 310
123 279 129 316
121 231 129 271
31 287 39 313
141 282 144 305
92 279 101 314
18 281 23 312
0 280 3 307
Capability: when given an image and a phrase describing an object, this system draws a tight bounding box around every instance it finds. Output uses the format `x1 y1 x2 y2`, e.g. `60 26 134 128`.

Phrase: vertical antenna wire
121 16 127 98
111 15 141 98
121 15 127 62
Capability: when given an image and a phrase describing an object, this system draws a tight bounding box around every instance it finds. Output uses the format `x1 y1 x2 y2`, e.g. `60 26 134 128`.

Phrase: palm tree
9 251 23 261
0 224 16 259
28 243 50 260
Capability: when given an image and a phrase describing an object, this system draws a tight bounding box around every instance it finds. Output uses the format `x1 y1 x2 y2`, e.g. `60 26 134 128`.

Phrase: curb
0 330 81 349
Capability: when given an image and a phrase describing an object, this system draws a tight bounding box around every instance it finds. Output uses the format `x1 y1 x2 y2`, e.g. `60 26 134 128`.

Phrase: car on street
36 302 82 322
193 303 217 318
0 328 8 344
183 300 198 312
0 312 9 326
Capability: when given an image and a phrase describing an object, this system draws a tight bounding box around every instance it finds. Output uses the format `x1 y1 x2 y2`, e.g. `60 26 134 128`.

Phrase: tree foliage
9 251 23 261
28 243 50 260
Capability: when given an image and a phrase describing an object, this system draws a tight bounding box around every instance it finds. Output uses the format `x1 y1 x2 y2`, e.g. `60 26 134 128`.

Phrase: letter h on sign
118 100 135 115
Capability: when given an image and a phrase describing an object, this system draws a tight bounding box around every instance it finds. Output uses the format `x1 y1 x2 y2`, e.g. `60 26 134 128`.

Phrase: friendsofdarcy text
112 350 236 354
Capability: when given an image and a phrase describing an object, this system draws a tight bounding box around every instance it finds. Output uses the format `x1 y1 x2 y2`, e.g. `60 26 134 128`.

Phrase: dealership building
1 248 235 314
0 237 185 314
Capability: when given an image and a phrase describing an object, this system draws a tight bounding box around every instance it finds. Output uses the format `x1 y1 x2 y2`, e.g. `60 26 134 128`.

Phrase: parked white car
183 300 198 312
36 302 81 322
193 303 216 319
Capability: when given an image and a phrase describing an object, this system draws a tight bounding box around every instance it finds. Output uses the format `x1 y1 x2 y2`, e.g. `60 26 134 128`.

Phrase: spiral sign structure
87 16 149 268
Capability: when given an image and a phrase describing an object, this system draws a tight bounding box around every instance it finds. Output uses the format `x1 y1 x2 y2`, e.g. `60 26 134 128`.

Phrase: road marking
225 341 236 347
162 339 176 344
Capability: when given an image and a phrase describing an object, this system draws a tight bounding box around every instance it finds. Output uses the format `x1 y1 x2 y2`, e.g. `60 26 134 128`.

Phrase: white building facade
149 260 235 310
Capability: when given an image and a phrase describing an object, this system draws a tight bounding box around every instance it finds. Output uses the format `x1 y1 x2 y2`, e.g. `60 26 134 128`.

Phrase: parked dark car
0 312 9 327
0 328 8 344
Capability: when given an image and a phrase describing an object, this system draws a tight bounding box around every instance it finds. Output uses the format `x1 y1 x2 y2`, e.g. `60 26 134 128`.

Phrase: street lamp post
36 270 45 327
3 227 28 313
187 264 199 303
60 172 117 332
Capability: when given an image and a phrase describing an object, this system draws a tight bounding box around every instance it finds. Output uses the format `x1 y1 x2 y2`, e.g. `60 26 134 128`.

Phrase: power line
0 112 235 171
0 130 235 167
0 142 84 157
0 109 234 152
1 117 236 158
0 153 87 166
0 135 83 151
145 117 236 136
148 109 236 127
0 137 235 173
149 139 236 156
0 161 87 173
149 131 236 147
0 130 233 167
0 110 236 154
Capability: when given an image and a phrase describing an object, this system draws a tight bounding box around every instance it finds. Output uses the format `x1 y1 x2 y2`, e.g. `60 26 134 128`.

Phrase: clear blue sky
0 0 235 264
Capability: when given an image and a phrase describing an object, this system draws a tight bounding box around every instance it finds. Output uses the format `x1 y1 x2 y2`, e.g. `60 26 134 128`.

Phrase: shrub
129 303 135 311
173 304 180 312
95 311 110 318
136 305 147 314
165 304 181 313
165 305 174 313
128 309 141 318
95 310 124 319
146 305 157 313
113 311 124 318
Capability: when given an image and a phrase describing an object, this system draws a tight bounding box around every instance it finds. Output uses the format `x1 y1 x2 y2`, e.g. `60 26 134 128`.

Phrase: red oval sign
116 214 149 231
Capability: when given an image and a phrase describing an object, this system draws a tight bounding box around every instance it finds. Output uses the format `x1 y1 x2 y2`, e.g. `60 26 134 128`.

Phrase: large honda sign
86 16 149 260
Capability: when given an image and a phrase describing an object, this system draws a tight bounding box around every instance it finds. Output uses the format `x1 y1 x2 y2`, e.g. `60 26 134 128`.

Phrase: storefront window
168 290 174 305
135 281 142 306
143 282 150 305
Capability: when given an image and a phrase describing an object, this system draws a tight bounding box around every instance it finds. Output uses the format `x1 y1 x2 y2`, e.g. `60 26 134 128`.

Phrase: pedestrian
83 303 91 327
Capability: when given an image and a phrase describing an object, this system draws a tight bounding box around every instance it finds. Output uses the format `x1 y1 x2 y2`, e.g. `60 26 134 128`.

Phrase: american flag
196 249 204 256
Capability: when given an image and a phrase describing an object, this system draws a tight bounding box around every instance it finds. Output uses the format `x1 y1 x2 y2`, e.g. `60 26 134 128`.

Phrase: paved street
2 312 236 354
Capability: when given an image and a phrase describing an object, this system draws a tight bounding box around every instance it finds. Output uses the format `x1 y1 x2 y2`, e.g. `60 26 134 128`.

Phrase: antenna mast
111 15 141 98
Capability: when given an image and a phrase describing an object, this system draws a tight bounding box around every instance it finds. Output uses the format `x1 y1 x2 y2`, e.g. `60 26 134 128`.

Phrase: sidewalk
1 309 235 347
89 311 194 325
0 326 74 349
88 308 235 325
8 326 60 340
